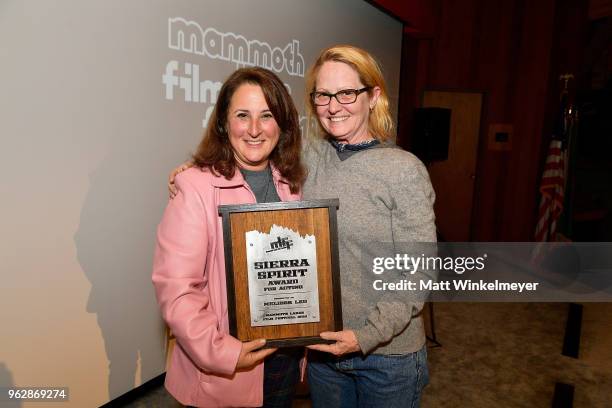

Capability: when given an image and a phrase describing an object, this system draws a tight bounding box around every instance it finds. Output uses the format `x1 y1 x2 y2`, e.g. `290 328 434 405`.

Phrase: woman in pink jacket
152 67 305 407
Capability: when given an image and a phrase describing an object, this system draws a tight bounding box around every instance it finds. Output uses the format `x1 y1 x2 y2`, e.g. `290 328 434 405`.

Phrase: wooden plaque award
219 199 342 347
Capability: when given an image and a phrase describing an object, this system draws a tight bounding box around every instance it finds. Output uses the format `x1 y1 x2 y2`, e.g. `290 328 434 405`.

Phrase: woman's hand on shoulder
168 161 195 199
235 339 277 370
307 330 361 356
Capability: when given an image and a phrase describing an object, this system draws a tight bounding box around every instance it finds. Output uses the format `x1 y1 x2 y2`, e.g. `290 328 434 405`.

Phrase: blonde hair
304 44 394 142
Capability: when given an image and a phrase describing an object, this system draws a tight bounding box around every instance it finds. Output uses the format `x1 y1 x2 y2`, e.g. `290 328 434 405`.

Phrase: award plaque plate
219 199 342 347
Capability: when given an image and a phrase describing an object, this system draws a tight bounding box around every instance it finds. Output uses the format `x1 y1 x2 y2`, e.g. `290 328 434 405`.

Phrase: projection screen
0 0 402 406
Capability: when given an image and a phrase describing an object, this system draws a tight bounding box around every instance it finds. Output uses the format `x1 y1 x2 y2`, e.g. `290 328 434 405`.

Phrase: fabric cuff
354 324 383 355
223 335 243 374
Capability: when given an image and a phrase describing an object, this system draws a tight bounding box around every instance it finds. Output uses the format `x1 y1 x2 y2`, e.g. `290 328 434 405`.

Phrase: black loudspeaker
412 107 451 164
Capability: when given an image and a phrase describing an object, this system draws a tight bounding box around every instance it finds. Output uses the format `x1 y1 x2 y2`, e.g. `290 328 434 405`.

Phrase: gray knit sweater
302 137 437 355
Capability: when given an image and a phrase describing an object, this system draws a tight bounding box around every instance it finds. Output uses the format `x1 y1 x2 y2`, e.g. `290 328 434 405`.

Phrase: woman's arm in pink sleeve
152 173 242 375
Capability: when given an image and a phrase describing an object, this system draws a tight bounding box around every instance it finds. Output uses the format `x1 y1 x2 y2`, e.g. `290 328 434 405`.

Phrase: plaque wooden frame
219 199 342 348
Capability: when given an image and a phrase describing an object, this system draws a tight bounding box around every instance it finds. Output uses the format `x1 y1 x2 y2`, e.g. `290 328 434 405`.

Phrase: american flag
534 139 566 241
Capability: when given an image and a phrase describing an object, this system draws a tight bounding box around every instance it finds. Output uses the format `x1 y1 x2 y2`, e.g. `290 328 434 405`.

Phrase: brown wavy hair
193 67 305 193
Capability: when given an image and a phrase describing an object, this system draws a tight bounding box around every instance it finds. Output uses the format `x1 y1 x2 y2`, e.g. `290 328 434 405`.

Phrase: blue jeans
307 346 429 408
187 349 301 408
263 347 301 408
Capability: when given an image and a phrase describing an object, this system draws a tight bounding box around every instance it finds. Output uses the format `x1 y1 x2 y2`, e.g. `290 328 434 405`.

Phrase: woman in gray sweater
302 45 435 408
169 45 436 408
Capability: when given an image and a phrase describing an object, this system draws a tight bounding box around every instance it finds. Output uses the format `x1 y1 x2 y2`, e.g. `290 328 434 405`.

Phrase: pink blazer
152 166 301 407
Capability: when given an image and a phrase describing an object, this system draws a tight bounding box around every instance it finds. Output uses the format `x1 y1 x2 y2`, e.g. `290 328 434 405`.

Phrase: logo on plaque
246 225 320 326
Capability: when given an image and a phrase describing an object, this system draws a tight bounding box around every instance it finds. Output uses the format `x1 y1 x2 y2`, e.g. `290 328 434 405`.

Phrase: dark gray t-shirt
239 166 280 203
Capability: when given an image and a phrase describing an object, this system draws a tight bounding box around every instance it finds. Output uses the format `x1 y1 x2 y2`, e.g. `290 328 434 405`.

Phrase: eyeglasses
310 87 371 106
